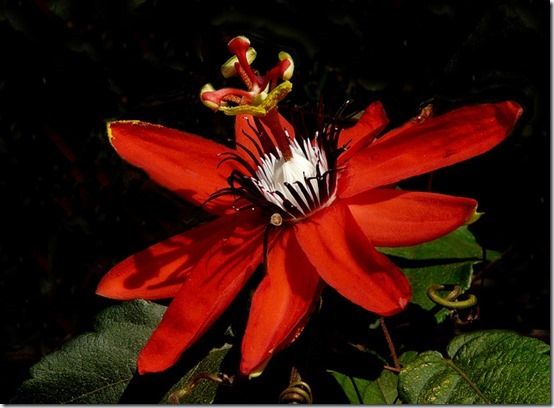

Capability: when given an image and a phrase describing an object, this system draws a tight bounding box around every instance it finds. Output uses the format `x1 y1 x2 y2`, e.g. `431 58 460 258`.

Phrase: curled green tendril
444 285 462 301
427 284 478 309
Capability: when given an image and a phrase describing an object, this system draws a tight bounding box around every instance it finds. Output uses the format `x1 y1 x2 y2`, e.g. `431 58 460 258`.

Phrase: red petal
345 188 477 247
294 202 411 316
338 101 389 162
340 101 523 198
137 210 265 374
108 121 234 214
240 229 321 376
234 111 295 166
96 212 258 300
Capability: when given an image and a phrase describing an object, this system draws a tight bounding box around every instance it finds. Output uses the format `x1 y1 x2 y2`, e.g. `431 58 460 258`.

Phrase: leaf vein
444 359 490 403
62 376 133 404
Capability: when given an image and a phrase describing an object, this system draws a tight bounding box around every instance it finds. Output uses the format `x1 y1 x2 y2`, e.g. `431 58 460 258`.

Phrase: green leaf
329 352 418 404
161 344 232 404
329 369 398 404
12 300 165 404
377 226 482 261
378 227 485 323
399 330 551 404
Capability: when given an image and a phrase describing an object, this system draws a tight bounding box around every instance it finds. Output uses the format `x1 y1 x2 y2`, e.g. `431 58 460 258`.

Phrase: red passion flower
96 36 522 377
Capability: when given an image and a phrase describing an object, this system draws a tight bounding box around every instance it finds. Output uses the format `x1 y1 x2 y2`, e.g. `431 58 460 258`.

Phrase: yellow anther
219 104 267 117
219 81 293 117
259 80 292 111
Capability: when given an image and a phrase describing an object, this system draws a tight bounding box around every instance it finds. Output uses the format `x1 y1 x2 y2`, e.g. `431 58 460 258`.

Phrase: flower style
96 36 522 377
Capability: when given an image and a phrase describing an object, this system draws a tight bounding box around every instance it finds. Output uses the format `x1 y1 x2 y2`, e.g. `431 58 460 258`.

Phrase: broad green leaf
161 344 232 404
399 330 550 404
12 300 165 404
378 227 488 323
377 226 482 261
329 352 418 404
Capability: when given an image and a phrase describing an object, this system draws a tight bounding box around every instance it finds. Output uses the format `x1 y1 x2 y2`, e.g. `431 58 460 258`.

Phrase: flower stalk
380 317 401 371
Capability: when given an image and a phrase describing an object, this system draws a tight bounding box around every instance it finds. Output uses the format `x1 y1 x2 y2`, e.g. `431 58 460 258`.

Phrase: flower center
201 35 345 223
251 137 334 219
208 116 343 222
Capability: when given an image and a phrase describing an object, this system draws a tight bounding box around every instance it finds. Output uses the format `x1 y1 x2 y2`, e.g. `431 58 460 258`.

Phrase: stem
260 108 292 160
379 317 400 370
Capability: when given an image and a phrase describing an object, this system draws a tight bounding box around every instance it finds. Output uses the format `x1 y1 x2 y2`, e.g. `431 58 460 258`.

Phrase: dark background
0 0 549 402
